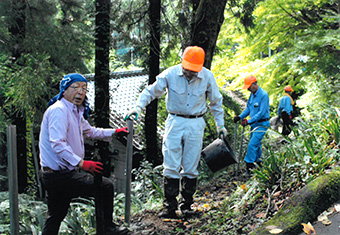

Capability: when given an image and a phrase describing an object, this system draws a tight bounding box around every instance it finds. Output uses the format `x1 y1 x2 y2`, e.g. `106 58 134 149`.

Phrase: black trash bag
201 137 238 173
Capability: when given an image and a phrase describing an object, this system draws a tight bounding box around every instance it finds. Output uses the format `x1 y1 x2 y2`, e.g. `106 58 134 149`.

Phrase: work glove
80 160 103 174
124 106 142 121
115 127 129 135
217 126 228 139
233 115 241 123
241 119 248 127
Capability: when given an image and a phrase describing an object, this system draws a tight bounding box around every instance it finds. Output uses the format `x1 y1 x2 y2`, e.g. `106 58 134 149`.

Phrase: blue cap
48 73 90 119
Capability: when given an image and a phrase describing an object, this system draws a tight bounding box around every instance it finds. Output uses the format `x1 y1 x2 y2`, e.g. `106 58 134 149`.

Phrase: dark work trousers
40 170 114 235
281 111 293 136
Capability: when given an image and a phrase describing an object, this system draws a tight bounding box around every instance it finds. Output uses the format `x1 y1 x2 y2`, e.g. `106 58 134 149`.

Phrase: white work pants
162 114 206 179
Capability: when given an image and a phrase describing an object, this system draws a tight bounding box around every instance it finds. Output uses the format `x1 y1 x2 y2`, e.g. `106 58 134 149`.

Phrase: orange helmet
182 46 205 72
242 75 257 89
284 85 294 92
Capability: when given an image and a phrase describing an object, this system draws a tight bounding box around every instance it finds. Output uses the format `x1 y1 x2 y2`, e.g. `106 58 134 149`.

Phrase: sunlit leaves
213 0 340 117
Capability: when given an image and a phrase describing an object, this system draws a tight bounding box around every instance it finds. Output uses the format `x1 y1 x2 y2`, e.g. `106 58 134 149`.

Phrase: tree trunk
251 170 340 235
9 0 27 193
338 0 340 29
94 1 111 233
190 0 227 69
145 0 161 166
94 0 111 177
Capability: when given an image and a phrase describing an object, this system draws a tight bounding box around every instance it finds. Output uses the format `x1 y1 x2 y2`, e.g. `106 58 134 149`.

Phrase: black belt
42 166 74 173
258 118 269 122
42 166 56 173
170 113 204 119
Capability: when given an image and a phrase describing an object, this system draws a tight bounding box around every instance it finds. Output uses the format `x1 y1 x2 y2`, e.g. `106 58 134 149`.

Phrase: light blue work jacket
239 87 270 127
277 95 293 116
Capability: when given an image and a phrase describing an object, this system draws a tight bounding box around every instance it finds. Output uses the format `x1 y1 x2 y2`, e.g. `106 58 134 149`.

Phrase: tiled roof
85 70 154 150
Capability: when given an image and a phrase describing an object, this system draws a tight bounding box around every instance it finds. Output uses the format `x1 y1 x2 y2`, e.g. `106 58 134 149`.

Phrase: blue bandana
48 73 90 119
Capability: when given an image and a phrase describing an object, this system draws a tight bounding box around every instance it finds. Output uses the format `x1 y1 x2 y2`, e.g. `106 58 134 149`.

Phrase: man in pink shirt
39 73 128 235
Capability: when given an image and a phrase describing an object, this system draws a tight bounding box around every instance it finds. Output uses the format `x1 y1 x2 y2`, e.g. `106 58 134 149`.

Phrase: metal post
95 172 105 235
7 125 19 235
237 126 245 174
233 123 238 175
30 127 43 199
124 119 133 225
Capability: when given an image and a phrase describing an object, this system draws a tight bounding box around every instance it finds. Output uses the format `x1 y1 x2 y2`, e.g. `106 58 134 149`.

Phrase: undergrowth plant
254 107 339 191
114 160 164 217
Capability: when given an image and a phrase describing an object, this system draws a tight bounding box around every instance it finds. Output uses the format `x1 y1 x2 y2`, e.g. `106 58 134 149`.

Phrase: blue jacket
240 87 270 127
278 95 293 116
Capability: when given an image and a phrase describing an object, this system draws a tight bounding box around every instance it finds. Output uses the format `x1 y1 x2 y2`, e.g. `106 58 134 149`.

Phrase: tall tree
145 0 161 166
94 1 111 231
190 0 228 69
94 0 111 176
9 0 27 193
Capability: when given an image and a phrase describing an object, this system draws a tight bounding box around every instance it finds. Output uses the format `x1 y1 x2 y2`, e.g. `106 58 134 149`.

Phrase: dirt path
127 170 252 234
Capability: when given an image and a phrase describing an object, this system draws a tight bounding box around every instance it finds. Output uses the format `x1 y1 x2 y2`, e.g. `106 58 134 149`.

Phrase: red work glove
115 127 128 135
81 160 103 174
289 115 293 119
241 119 248 127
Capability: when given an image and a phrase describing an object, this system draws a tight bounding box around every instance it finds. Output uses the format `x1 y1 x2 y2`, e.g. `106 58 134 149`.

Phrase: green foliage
320 107 340 146
0 192 46 235
62 199 96 235
24 0 94 73
2 54 55 118
253 150 285 187
213 0 340 117
254 107 339 190
129 160 164 213
113 160 165 218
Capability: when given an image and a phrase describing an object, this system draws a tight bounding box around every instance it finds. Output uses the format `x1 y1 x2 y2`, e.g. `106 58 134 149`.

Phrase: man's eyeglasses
69 86 89 93
182 69 198 77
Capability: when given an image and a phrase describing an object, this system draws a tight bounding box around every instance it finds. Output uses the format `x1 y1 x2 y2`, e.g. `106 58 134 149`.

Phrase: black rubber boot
255 161 262 168
180 177 198 219
158 177 179 219
245 163 255 177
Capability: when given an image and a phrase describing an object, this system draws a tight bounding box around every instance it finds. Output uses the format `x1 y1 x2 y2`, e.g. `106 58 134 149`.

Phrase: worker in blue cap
40 73 129 235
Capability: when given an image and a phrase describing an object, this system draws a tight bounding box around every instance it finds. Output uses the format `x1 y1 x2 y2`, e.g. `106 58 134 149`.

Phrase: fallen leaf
334 204 340 212
317 214 328 222
269 228 283 234
203 203 210 208
277 199 285 205
256 212 266 218
321 219 331 226
240 183 247 190
301 222 316 235
273 191 281 197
